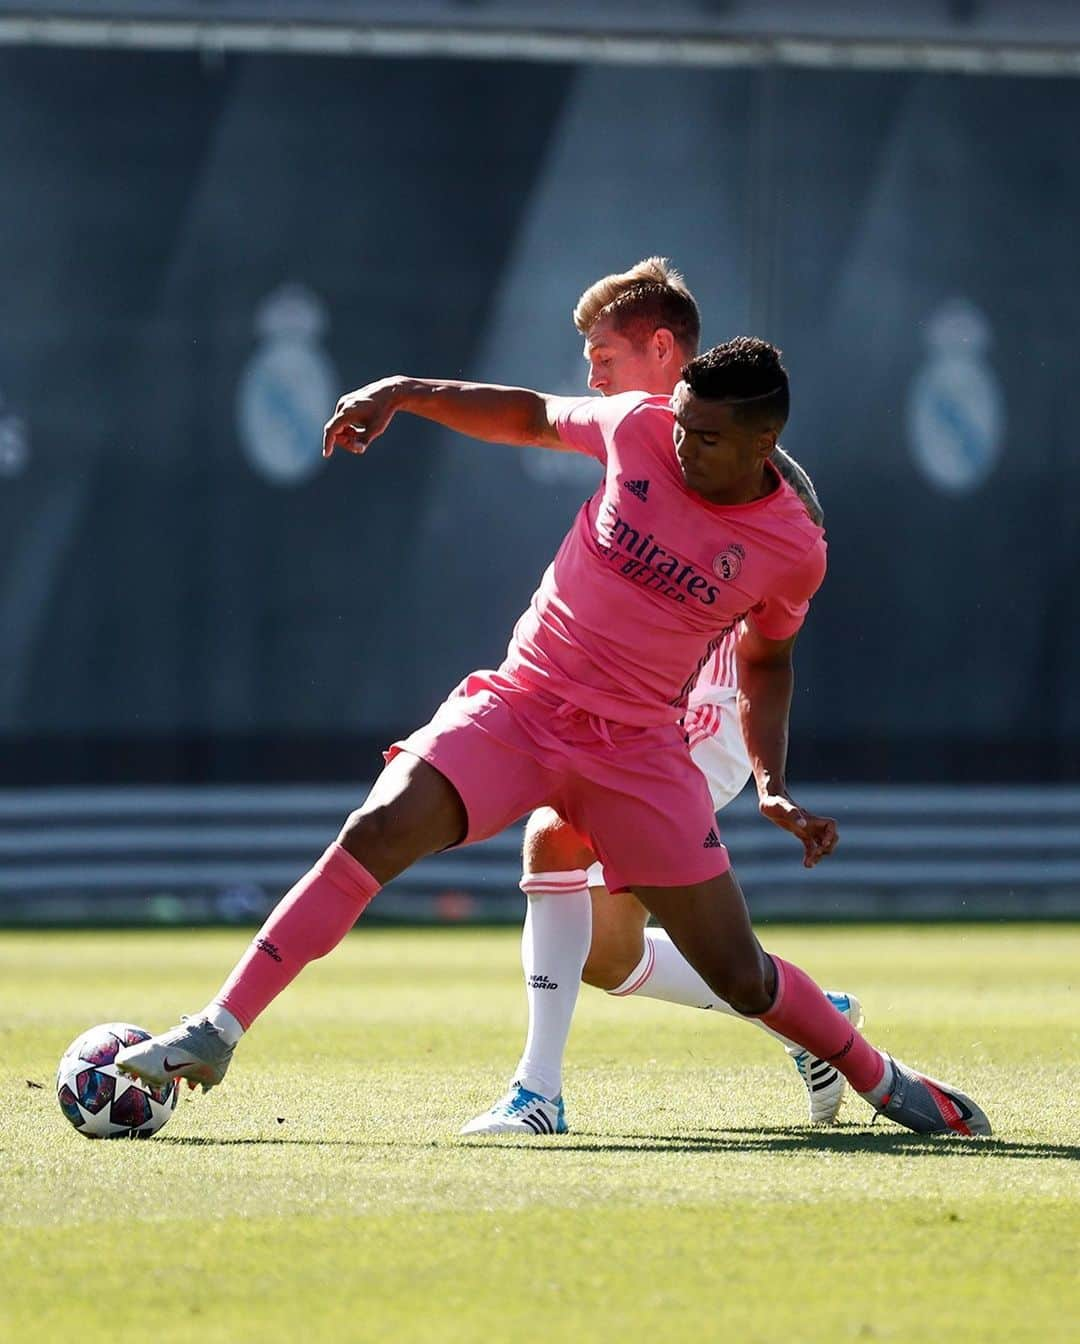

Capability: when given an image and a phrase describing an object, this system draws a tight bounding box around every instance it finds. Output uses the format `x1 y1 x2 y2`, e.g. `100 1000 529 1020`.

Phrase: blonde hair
573 257 700 355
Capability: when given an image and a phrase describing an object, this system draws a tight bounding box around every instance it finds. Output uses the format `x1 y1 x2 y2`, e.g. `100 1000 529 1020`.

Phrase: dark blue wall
1 48 1077 783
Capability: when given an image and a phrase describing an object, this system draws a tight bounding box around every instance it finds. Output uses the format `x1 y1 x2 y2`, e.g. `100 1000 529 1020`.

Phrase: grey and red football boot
871 1056 991 1136
116 1016 234 1093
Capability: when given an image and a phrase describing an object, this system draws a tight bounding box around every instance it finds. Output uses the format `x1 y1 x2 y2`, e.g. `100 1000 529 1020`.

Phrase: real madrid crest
713 543 745 581
906 298 1004 495
0 388 29 479
236 283 338 487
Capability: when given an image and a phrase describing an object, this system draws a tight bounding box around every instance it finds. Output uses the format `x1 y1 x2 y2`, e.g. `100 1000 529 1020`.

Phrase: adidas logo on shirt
703 829 724 849
624 478 650 501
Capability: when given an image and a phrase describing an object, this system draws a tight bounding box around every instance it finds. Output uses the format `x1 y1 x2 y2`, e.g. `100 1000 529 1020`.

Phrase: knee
582 940 641 992
338 805 394 858
334 755 467 884
582 908 648 991
522 807 595 875
581 889 651 991
336 802 429 883
716 960 774 1017
341 801 392 844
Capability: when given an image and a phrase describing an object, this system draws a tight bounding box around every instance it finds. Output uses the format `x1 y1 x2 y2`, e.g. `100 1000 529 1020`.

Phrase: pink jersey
496 392 826 728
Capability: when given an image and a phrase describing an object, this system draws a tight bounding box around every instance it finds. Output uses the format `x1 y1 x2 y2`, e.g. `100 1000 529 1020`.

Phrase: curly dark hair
681 337 789 429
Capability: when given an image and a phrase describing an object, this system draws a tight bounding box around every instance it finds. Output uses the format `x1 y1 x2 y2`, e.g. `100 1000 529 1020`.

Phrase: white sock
608 928 798 1050
201 1001 245 1048
859 1053 895 1107
512 870 592 1101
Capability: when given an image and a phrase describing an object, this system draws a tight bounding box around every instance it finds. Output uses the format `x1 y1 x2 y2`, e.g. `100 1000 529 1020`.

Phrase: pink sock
214 843 380 1029
759 956 885 1093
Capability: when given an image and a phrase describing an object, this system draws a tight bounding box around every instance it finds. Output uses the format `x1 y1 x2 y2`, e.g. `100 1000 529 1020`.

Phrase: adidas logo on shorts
624 478 650 501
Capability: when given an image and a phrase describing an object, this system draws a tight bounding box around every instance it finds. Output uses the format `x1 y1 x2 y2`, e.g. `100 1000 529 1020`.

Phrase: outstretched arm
322 376 567 458
735 621 838 868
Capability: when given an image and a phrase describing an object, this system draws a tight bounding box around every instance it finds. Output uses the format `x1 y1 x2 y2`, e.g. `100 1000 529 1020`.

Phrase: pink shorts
387 670 729 893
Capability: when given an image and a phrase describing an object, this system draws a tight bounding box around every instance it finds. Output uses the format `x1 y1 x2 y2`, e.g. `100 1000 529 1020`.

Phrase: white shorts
585 696 752 888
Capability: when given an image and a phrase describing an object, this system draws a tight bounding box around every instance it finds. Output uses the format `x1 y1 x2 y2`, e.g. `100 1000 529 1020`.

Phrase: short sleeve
550 391 649 463
749 536 828 641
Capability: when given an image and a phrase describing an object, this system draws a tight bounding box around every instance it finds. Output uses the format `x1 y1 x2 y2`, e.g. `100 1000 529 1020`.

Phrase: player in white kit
462 259 862 1137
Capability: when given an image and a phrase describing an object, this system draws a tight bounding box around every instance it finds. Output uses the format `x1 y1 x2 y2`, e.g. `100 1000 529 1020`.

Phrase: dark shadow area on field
158 1136 387 1148
505 1128 1080 1161
155 1131 1080 1161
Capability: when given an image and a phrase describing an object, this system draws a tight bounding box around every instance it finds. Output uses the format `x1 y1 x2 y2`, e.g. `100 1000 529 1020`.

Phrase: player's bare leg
635 869 990 1136
594 880 862 1123
581 885 652 989
117 754 467 1091
463 810 861 1135
530 815 863 1123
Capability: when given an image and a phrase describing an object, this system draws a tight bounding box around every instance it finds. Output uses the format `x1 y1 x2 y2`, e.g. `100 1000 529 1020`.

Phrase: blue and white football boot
459 1082 567 1136
787 991 865 1125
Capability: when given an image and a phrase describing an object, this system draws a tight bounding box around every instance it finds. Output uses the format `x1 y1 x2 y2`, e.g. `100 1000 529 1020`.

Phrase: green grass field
1 924 1077 1343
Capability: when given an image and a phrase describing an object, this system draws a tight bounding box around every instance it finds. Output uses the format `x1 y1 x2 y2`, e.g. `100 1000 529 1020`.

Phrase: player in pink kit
463 260 864 1137
117 336 990 1140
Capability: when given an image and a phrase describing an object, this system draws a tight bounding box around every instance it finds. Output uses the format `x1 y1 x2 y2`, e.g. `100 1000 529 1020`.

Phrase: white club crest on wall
0 390 29 478
236 283 338 486
906 298 1004 495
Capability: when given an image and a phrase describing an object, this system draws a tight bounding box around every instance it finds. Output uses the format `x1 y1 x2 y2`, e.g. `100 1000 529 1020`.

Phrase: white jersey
686 626 739 709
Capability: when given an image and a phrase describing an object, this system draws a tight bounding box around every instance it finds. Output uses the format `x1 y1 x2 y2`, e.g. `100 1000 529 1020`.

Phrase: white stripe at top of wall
1 19 1080 78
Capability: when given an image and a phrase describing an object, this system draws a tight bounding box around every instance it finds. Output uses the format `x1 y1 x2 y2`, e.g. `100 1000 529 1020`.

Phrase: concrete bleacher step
1 784 1078 924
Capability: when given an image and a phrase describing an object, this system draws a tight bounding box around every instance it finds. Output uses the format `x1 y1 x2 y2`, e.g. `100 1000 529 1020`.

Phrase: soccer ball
56 1022 179 1139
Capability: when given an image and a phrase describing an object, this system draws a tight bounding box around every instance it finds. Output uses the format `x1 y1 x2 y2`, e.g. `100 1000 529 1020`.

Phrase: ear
755 426 779 458
652 327 677 365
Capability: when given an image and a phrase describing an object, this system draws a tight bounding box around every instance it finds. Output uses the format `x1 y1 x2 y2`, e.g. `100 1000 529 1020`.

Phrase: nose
588 367 606 391
675 438 697 474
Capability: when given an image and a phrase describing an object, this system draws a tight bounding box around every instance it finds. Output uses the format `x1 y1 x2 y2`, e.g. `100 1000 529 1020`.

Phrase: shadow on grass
158 1135 401 1148
515 1128 1080 1161
157 1128 1079 1161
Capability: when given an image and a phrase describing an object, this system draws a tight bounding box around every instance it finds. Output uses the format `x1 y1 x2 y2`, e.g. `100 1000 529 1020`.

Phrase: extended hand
323 379 402 458
758 794 838 868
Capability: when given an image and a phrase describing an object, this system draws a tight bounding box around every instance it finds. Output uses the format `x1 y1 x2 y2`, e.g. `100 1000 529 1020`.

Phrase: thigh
522 806 597 874
388 680 557 849
339 751 468 885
